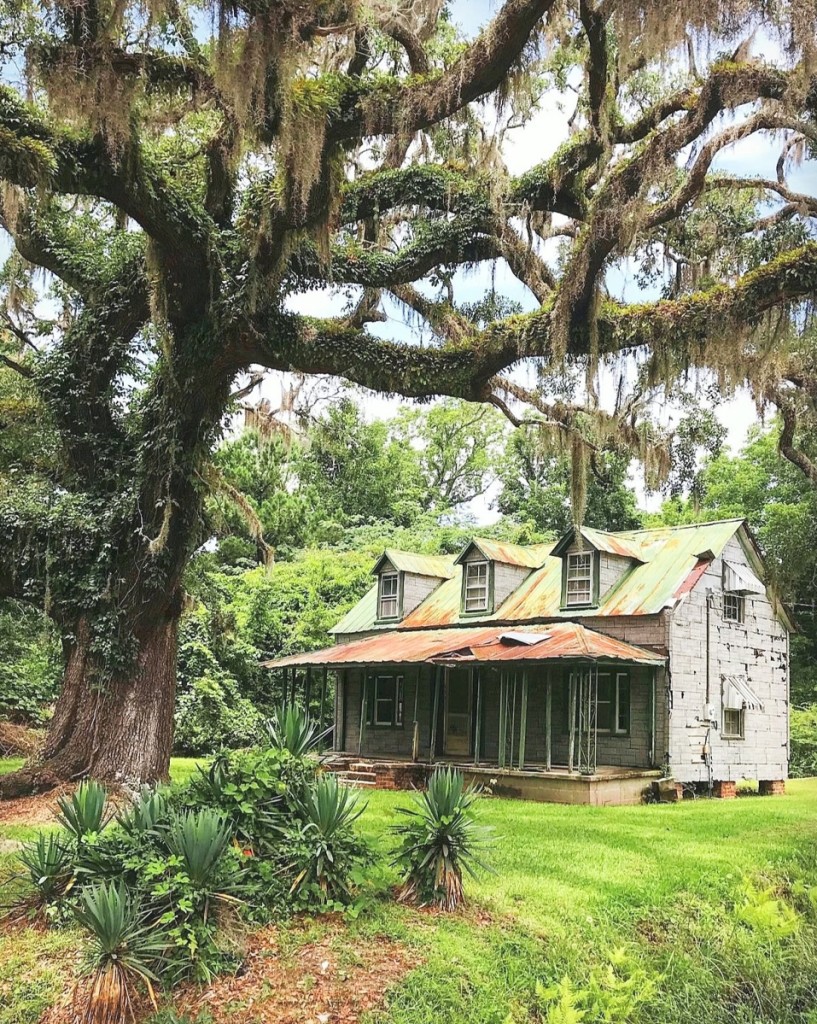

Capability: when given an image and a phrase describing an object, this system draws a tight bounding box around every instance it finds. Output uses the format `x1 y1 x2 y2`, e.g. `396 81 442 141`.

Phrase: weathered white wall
665 535 789 784
402 571 443 617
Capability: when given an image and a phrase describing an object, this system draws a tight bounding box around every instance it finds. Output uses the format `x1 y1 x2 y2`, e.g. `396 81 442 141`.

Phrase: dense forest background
2 364 815 771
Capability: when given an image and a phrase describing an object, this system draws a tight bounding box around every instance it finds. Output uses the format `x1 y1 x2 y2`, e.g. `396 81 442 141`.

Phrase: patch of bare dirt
0 788 71 825
170 923 416 1024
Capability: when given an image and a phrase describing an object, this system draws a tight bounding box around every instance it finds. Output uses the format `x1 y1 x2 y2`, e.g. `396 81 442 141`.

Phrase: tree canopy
1 0 816 790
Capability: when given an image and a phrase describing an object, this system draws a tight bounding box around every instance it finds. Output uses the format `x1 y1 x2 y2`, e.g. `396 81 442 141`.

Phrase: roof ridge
612 518 745 536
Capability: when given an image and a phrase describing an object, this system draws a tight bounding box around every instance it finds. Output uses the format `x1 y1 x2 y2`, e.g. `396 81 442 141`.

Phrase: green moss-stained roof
332 520 756 635
455 538 552 568
373 550 456 578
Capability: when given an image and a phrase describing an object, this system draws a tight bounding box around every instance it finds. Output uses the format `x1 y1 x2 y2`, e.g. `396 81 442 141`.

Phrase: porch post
473 668 483 765
497 672 507 768
338 669 346 751
518 671 528 770
305 667 313 714
429 665 442 761
319 667 328 730
649 668 657 767
545 671 552 771
358 671 368 755
568 671 577 773
291 667 297 706
282 668 288 709
509 673 517 768
411 667 421 761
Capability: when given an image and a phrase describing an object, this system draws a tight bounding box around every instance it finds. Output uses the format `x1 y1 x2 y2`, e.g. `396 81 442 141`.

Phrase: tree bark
0 613 179 799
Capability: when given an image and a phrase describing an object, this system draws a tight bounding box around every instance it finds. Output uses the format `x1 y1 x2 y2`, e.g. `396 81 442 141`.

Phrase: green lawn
2 767 817 1023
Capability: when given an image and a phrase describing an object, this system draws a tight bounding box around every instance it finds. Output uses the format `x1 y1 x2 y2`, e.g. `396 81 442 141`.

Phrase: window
378 571 400 619
366 675 404 727
565 552 594 606
723 707 744 738
564 671 630 735
464 560 490 613
723 592 744 623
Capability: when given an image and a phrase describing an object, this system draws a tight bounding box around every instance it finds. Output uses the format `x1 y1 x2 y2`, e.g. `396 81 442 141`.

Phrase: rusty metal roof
333 520 752 635
454 538 551 569
263 622 665 669
372 550 456 579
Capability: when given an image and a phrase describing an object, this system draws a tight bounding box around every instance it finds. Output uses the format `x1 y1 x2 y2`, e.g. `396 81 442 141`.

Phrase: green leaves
164 809 232 888
262 703 331 757
56 780 110 839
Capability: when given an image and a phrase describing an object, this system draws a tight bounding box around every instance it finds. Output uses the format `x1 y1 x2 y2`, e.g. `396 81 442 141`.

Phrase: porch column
518 671 528 770
649 668 657 767
291 666 297 706
568 671 577 773
358 671 369 755
545 671 552 771
509 672 517 768
497 672 507 768
305 667 313 714
429 666 442 761
319 667 328 730
473 668 483 765
411 667 421 761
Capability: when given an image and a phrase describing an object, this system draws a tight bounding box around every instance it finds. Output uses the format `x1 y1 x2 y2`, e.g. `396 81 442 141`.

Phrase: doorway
444 669 472 756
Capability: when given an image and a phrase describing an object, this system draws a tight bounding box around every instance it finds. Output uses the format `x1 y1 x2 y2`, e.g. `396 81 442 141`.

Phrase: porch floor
325 753 663 806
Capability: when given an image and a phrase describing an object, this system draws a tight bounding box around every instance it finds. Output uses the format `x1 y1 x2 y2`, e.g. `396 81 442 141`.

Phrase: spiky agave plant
292 772 367 901
56 780 111 839
262 703 331 757
13 831 73 917
391 767 492 911
115 785 170 837
73 881 167 1024
165 809 233 887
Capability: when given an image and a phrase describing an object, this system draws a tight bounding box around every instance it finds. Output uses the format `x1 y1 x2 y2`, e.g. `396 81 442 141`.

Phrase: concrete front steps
333 762 377 788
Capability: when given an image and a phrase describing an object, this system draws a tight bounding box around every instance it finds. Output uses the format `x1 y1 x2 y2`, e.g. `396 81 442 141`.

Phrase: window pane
566 553 593 605
375 677 396 725
617 675 630 733
464 561 489 611
379 573 399 618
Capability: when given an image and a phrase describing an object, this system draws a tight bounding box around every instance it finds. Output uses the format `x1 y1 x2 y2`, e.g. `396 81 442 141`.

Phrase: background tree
1 0 816 793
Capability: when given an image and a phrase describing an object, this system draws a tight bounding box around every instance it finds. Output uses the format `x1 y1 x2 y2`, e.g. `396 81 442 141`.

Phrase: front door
444 669 472 756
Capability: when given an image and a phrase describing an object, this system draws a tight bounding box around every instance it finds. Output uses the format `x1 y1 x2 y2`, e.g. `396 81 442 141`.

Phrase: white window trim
370 674 404 728
722 706 745 739
723 592 744 623
378 571 400 620
464 560 490 613
596 671 630 735
565 551 594 607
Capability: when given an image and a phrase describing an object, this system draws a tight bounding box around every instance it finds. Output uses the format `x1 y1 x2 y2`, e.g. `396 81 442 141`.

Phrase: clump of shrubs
12 714 491 1023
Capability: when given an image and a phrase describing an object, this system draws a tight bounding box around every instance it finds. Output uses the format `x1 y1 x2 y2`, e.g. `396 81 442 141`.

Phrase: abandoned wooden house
265 520 792 804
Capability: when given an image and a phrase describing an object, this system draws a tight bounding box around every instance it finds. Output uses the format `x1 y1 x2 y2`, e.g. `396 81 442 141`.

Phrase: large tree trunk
0 613 179 799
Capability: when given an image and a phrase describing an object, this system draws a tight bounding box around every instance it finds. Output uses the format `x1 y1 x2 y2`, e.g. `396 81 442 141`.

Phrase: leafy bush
290 772 370 908
790 704 817 778
533 948 660 1024
17 832 73 914
0 600 60 724
56 780 111 839
392 767 492 911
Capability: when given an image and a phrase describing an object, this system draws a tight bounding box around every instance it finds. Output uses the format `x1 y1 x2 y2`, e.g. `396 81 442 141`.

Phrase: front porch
323 753 663 805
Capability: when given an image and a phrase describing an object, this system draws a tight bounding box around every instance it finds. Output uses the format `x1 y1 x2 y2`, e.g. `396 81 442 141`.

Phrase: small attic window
565 552 595 607
464 560 490 613
378 571 400 619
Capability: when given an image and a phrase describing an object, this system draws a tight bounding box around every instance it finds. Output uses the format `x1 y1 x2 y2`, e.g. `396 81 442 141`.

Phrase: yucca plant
165 809 233 887
262 703 331 757
57 780 111 839
391 767 492 911
291 773 367 901
16 832 74 913
116 786 170 837
73 881 167 1024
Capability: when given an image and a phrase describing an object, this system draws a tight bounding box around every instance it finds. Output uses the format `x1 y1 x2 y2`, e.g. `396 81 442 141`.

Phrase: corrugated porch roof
263 622 666 669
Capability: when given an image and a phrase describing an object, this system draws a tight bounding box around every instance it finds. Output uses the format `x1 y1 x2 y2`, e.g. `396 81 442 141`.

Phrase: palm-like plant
165 809 233 887
17 832 73 911
57 780 111 839
115 786 170 837
262 704 331 757
391 767 492 911
292 773 367 900
73 881 167 1024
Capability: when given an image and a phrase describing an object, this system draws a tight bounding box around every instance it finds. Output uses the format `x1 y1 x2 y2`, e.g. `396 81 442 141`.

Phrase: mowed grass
2 760 817 1023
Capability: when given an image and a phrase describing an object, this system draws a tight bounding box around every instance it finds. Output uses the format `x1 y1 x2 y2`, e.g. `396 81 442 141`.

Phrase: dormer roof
551 526 646 561
454 538 551 569
371 550 456 579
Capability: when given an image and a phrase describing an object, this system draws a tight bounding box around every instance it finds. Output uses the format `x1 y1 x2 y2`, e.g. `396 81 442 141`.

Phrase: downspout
705 592 714 794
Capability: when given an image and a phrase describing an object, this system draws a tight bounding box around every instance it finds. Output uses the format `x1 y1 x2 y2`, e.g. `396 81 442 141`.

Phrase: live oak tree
1 0 816 794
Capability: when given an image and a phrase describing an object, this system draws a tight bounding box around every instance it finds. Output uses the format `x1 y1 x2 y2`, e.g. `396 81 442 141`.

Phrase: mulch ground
170 923 415 1024
0 789 70 826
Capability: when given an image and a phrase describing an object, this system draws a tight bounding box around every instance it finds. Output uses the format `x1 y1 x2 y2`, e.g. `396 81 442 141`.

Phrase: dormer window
565 552 594 607
464 560 490 613
378 571 400 619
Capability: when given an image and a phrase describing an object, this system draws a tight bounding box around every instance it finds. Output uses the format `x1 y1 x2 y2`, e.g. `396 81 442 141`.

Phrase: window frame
562 550 598 608
377 570 401 621
563 670 630 736
365 674 405 729
723 592 745 623
722 706 745 739
462 559 491 614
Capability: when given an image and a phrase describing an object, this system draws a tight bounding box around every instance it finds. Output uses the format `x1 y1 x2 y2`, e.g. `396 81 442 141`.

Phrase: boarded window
378 572 399 619
464 561 490 612
723 707 744 738
565 552 594 606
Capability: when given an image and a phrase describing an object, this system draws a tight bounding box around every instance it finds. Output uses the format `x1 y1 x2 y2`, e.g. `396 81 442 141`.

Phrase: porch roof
262 622 666 670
